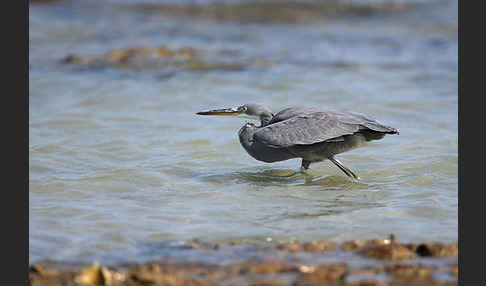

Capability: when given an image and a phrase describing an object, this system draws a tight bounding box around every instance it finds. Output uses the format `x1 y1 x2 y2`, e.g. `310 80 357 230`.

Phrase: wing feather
254 110 397 148
254 112 359 148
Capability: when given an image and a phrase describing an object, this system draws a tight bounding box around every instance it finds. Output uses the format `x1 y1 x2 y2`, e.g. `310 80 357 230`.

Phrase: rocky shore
30 236 458 286
60 45 273 74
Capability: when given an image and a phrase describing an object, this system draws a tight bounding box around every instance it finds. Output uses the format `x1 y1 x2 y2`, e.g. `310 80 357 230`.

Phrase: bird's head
196 102 274 126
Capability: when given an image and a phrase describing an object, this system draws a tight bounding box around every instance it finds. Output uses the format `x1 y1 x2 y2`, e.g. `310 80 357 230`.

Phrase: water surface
29 0 458 264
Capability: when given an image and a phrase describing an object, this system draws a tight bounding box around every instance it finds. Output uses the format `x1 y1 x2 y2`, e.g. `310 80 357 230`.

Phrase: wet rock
104 48 141 64
248 262 297 274
103 46 198 64
341 240 367 252
347 268 381 277
30 263 61 277
340 236 416 261
342 236 396 252
185 58 245 71
384 264 433 278
414 243 458 257
72 262 126 286
75 262 105 285
29 263 65 286
277 241 337 253
29 263 81 286
128 262 222 286
345 281 387 286
102 267 127 286
294 264 348 286
358 243 417 261
250 281 286 286
130 264 180 285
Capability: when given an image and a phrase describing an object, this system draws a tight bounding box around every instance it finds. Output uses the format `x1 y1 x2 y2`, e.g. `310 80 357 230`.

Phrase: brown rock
30 263 61 277
250 280 286 286
295 264 347 285
345 281 388 286
75 262 105 285
104 48 144 64
152 46 176 57
302 241 337 252
248 262 297 274
29 263 67 286
341 240 366 252
104 46 199 65
358 243 417 261
185 59 245 71
277 241 336 253
384 264 433 278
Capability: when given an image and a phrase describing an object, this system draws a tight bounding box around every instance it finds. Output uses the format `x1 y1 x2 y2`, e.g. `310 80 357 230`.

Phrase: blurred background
29 0 457 265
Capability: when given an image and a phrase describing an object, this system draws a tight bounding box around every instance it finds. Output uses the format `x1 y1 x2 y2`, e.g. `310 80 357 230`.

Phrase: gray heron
197 102 398 180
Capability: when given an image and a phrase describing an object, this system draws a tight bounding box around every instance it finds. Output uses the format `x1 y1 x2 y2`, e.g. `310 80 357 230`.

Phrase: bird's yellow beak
196 107 242 116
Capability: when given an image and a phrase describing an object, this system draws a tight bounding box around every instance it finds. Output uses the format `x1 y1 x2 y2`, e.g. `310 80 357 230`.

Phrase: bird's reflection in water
231 168 302 185
203 167 372 190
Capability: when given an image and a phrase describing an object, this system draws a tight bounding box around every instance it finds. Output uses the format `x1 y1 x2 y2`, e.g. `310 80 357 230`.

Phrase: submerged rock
277 241 337 253
130 1 411 24
103 46 198 64
61 45 249 74
358 243 417 261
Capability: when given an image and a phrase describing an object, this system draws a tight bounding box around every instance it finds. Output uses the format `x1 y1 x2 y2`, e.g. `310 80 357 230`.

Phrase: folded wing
254 110 397 148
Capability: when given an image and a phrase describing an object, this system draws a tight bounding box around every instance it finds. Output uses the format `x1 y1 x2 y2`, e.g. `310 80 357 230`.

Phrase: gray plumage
197 102 399 179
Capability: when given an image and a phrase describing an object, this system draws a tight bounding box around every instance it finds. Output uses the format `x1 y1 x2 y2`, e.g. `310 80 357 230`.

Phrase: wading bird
197 102 398 180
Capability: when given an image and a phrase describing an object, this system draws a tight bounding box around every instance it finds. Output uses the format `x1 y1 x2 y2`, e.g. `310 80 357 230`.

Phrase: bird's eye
238 106 247 113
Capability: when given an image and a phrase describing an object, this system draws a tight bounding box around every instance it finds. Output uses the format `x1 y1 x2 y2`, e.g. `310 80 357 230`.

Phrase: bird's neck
260 114 273 127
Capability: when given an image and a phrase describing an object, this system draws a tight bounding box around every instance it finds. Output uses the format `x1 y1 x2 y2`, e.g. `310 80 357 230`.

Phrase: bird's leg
329 156 360 180
300 159 311 173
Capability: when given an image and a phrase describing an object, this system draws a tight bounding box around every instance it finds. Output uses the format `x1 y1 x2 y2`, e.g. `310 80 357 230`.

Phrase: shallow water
29 0 457 264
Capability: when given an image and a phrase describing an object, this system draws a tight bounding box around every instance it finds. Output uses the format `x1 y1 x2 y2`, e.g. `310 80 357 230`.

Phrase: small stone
75 262 105 285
